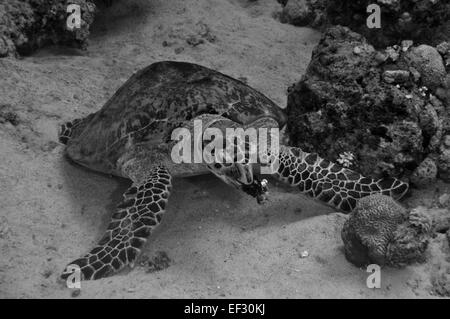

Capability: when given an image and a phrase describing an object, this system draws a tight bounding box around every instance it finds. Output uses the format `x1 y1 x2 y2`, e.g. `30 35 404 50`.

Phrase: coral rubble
277 0 327 28
0 0 96 57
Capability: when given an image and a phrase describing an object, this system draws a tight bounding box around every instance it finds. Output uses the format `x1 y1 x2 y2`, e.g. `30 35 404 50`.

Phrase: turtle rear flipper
61 166 172 280
59 118 83 144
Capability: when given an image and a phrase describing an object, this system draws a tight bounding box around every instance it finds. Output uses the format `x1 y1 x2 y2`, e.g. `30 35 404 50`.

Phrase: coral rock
436 42 450 56
410 157 438 188
286 26 449 180
325 0 450 48
279 0 326 28
436 74 450 110
437 135 450 182
382 70 410 84
280 1 450 48
436 41 450 72
0 0 96 57
405 45 447 90
341 194 431 267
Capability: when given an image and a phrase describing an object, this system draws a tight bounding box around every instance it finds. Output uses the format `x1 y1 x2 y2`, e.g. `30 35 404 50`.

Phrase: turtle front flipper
272 146 409 213
61 166 172 281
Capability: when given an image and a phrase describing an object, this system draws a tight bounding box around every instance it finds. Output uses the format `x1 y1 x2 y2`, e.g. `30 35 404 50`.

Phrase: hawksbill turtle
59 61 409 280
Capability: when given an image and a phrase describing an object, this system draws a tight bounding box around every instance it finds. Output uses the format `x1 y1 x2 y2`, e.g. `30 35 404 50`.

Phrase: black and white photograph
0 0 449 301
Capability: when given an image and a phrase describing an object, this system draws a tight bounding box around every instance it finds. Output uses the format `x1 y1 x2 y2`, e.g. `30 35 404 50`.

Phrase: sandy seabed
0 0 449 298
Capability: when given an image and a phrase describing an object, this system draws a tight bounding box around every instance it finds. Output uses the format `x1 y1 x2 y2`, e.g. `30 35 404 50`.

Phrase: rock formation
0 0 97 57
341 194 432 267
286 26 450 185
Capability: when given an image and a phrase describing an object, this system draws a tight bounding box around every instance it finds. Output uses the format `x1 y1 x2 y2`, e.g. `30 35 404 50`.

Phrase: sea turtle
59 61 409 281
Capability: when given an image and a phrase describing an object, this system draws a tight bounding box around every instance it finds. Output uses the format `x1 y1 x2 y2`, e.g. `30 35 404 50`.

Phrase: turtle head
198 114 271 204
